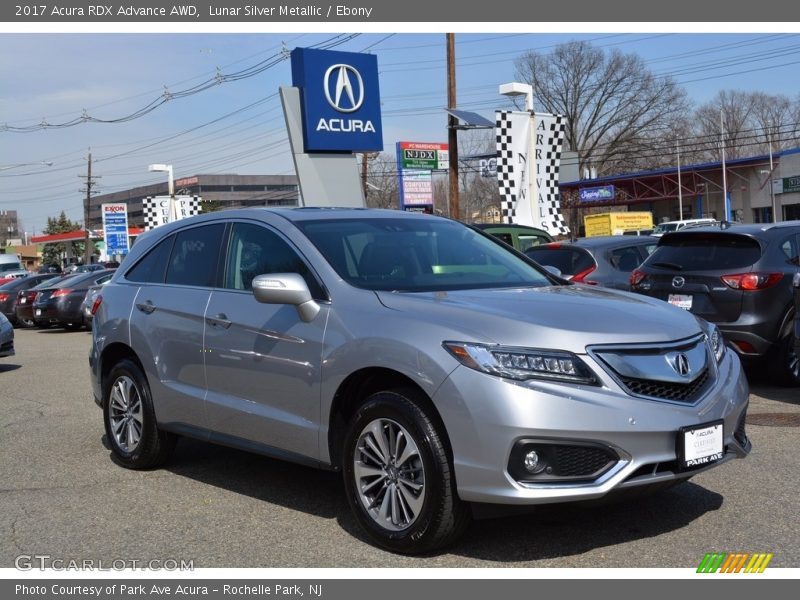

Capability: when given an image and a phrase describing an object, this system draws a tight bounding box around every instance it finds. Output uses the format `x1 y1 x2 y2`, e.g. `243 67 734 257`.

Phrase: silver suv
89 208 750 554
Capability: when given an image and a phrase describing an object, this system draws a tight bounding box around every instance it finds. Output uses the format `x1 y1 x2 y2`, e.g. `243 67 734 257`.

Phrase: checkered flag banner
495 110 570 236
143 195 202 231
534 113 570 236
495 110 533 225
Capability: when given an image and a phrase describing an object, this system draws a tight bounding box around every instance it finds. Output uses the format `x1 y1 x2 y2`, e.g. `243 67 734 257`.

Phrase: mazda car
90 208 750 553
630 222 800 385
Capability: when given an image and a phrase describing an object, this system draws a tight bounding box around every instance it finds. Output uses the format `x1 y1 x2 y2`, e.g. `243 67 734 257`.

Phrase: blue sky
2 31 800 234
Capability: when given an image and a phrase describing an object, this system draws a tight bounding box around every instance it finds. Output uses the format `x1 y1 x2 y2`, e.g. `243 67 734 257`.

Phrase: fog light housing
524 450 546 474
508 440 618 483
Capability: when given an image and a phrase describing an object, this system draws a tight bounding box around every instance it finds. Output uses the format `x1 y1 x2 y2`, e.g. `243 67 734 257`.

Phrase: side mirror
252 273 320 322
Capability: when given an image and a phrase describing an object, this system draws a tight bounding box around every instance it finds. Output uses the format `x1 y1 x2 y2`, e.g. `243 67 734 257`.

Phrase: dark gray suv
89 208 750 553
631 222 800 385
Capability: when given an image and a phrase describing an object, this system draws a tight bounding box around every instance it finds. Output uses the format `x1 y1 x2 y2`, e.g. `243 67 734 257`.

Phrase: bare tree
457 129 501 222
693 90 800 161
361 153 399 209
514 40 690 176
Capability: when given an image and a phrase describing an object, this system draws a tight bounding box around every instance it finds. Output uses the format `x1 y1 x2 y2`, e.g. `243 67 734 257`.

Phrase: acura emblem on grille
672 276 685 288
672 353 691 377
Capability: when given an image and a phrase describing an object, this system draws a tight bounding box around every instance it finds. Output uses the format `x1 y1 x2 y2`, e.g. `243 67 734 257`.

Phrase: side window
780 235 799 264
518 234 547 252
609 246 643 272
492 232 513 246
224 222 324 298
165 224 225 287
125 236 174 283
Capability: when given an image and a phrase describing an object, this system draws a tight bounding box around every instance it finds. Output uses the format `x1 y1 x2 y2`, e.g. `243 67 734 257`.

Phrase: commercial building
0 210 21 247
88 174 299 229
559 148 800 228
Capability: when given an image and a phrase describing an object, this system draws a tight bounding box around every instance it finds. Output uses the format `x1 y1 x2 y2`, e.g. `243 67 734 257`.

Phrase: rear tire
342 388 470 554
774 329 800 386
103 359 175 469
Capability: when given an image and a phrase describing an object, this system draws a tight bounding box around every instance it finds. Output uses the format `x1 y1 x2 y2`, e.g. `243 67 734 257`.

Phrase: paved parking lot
1 327 798 568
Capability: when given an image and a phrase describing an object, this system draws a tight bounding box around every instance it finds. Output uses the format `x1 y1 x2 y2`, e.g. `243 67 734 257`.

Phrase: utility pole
78 151 100 265
361 153 369 204
446 33 460 220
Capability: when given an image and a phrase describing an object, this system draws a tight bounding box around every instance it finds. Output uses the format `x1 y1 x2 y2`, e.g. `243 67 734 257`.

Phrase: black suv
630 222 800 385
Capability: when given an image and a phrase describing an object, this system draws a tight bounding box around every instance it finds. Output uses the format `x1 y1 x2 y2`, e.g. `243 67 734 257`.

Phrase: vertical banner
143 196 202 231
495 110 570 235
495 110 533 225
101 203 130 257
534 113 570 236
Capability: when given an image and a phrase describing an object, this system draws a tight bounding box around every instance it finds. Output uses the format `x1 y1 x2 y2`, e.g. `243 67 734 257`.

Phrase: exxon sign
291 47 383 152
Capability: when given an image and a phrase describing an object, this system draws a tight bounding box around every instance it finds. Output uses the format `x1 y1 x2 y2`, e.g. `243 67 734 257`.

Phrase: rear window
646 234 761 271
525 246 594 276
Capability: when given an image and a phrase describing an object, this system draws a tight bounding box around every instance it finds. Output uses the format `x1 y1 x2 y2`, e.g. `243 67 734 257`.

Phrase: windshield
646 233 761 271
297 218 553 292
0 262 23 273
652 223 678 234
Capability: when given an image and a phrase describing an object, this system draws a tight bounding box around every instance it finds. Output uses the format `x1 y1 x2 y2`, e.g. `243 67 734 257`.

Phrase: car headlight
443 342 598 385
708 324 726 363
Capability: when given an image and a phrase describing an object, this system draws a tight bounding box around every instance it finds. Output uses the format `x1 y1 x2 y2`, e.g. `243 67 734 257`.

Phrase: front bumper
433 348 749 505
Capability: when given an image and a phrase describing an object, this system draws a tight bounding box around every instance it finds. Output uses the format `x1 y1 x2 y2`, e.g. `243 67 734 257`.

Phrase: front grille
549 445 615 477
620 367 710 403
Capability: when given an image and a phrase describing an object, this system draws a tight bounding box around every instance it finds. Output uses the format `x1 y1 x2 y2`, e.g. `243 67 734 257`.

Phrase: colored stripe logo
697 553 773 573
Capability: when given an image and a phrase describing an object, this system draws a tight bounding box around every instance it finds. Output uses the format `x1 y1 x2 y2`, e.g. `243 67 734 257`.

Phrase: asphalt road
1 327 798 568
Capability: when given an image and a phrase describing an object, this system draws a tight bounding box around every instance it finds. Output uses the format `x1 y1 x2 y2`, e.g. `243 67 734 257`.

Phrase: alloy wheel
353 418 426 532
108 375 144 453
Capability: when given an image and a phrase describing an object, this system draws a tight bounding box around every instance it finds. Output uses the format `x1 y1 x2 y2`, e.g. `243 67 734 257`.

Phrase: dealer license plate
35 308 42 316
20 298 26 304
668 294 693 310
680 421 724 469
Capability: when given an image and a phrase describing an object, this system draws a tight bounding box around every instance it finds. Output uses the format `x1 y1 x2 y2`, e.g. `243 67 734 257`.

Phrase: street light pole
767 127 778 223
148 163 175 222
499 82 535 227
677 139 683 220
0 161 53 172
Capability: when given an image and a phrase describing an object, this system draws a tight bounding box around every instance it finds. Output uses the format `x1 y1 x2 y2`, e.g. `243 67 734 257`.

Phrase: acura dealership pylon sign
291 47 383 152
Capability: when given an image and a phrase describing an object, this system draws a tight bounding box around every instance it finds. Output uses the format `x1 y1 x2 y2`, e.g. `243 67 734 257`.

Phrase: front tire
102 359 175 469
342 389 469 554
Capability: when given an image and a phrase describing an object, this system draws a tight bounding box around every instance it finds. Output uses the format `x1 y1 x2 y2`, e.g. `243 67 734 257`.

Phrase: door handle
207 313 232 329
135 300 156 314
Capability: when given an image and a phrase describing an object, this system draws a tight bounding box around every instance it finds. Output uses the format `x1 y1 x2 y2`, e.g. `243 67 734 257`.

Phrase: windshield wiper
651 261 684 270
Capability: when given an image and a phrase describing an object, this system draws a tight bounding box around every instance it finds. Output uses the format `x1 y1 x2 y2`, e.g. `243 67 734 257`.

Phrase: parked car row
0 270 113 331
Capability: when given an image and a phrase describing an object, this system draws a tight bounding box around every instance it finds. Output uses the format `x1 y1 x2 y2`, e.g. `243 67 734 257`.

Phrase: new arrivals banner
495 111 569 235
495 110 534 226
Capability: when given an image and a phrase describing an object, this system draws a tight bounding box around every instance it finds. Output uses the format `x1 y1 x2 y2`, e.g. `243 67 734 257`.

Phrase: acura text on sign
291 47 383 152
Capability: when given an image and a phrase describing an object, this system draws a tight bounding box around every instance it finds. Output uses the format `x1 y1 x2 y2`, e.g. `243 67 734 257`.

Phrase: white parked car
652 218 718 236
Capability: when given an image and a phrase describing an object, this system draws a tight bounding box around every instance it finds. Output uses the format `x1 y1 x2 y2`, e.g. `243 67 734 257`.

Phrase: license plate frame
668 293 693 310
677 420 724 470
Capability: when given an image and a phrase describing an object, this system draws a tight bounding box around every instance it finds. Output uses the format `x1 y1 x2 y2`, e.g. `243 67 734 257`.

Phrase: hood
375 284 701 354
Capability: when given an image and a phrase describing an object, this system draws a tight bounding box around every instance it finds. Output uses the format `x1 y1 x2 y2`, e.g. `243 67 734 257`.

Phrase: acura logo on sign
672 276 685 288
323 64 364 113
672 353 691 377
